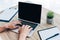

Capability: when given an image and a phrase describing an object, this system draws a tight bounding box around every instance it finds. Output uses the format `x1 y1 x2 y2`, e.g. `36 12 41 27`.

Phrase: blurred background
0 0 60 14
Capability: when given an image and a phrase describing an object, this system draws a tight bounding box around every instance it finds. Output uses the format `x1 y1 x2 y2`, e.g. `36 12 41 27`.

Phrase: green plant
47 11 54 19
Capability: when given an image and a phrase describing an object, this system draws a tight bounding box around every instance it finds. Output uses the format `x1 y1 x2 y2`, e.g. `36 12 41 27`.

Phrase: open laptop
12 2 42 37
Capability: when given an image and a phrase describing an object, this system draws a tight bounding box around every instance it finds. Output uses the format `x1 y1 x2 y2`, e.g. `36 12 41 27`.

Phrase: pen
46 33 59 40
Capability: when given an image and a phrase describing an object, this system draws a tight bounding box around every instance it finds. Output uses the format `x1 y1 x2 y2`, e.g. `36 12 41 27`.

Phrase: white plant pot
47 18 53 24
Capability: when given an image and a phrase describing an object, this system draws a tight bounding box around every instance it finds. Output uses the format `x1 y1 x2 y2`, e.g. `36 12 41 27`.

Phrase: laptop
12 2 42 37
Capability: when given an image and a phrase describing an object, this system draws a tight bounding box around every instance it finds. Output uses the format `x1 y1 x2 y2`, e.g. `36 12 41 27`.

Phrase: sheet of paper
0 36 3 40
39 27 60 40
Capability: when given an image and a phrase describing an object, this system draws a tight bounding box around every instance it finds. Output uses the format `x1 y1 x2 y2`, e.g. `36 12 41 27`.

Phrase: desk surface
0 5 60 40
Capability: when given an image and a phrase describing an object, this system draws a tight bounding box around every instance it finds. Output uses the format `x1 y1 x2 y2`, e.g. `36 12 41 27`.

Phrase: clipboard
0 8 18 22
37 26 60 40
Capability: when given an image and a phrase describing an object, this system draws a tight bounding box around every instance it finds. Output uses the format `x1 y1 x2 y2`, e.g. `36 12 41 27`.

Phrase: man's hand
3 20 21 29
18 25 32 40
0 20 21 32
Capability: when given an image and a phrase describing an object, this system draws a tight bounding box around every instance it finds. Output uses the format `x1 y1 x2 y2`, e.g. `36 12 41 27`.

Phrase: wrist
3 25 8 29
19 34 26 40
20 33 27 38
0 26 6 32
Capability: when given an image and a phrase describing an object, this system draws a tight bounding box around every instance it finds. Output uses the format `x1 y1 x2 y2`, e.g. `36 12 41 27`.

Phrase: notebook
0 8 18 22
38 26 60 40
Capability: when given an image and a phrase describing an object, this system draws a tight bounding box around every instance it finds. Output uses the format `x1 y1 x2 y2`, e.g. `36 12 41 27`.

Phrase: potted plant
47 11 54 24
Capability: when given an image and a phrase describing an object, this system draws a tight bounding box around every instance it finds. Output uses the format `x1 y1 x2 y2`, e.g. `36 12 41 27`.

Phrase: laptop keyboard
12 20 38 37
21 21 38 30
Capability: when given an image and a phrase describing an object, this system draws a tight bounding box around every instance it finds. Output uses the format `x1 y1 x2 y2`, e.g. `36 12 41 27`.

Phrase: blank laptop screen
18 2 42 23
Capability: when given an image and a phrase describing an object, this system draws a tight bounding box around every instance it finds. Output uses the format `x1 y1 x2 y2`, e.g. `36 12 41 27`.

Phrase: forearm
19 36 26 40
0 27 6 32
19 34 26 40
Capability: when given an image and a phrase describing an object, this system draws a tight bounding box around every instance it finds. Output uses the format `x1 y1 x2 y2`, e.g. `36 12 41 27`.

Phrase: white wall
27 0 60 14
0 0 18 11
0 0 60 14
49 0 60 14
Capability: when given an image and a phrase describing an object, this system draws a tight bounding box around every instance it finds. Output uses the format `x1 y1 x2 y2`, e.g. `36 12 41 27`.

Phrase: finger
15 24 22 27
25 25 28 28
18 20 22 23
29 28 33 31
18 27 21 31
13 26 17 28
18 27 20 33
16 20 22 24
22 25 25 28
11 20 21 24
25 25 31 29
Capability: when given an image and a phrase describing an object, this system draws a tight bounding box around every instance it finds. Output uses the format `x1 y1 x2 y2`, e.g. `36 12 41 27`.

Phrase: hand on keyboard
18 25 32 38
0 20 21 32
3 20 21 29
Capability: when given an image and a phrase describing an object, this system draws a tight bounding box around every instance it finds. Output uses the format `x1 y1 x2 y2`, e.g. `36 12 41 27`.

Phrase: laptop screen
18 2 42 23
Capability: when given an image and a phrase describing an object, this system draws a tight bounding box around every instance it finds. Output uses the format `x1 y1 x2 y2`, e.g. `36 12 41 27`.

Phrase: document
38 27 60 40
0 8 18 22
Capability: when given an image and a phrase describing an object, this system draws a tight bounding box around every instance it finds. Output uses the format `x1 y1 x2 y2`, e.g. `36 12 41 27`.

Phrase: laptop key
21 21 38 30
